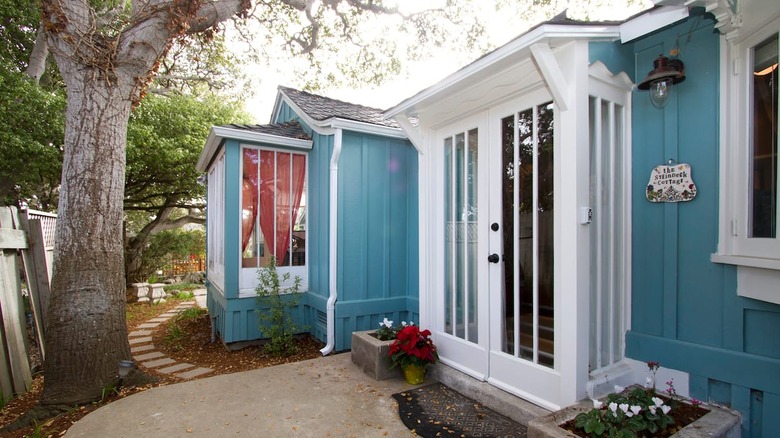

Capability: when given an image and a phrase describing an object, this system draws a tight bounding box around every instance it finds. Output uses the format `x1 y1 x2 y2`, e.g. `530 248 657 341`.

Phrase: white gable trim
273 89 407 139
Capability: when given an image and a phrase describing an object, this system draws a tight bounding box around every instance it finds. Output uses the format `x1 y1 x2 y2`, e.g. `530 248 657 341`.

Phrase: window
750 35 778 240
715 19 780 270
241 147 307 273
207 152 225 289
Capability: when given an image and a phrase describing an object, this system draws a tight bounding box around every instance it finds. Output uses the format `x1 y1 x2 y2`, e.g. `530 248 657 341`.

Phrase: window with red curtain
241 147 307 268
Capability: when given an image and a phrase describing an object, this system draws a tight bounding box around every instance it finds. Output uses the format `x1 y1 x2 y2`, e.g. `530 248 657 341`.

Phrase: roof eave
384 23 621 119
196 125 314 172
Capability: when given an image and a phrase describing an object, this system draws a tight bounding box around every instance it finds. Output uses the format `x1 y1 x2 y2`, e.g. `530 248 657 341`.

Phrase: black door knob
487 253 500 263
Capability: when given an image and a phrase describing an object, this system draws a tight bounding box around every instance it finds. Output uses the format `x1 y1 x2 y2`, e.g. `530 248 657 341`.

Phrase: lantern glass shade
649 78 673 108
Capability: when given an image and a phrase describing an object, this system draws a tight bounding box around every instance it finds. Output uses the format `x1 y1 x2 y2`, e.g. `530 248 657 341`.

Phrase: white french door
433 113 490 379
486 90 562 409
432 90 565 410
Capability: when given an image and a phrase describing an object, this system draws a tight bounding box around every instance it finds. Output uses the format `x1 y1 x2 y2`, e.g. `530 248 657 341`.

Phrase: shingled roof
219 120 311 141
279 86 400 129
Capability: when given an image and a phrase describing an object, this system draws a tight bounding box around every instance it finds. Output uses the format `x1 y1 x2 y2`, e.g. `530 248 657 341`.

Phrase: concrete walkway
65 353 418 437
66 288 546 436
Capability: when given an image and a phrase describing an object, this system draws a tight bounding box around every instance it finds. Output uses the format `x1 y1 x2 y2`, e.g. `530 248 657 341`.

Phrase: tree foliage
0 0 65 210
124 93 251 282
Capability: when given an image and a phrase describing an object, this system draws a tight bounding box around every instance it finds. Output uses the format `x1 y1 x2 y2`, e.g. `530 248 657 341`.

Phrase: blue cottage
383 0 777 434
196 86 419 353
200 0 780 434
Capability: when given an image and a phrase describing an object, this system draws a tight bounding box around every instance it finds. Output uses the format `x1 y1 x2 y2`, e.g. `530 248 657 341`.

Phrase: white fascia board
384 24 620 119
327 118 407 139
619 5 690 43
195 126 313 172
196 128 223 172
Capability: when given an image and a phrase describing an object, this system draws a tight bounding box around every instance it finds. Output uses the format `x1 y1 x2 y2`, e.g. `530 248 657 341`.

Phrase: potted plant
351 318 408 380
389 325 439 384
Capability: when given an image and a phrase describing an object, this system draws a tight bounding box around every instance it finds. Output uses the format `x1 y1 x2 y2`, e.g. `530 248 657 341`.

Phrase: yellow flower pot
402 363 425 384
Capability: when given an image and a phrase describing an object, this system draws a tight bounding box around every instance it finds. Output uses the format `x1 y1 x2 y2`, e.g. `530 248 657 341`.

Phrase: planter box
528 396 741 438
351 330 400 380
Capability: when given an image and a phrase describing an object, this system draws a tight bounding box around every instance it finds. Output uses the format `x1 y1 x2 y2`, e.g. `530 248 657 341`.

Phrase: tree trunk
42 64 133 405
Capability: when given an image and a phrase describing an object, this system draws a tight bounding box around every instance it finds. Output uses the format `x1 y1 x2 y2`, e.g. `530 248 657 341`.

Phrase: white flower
401 321 407 326
380 318 393 328
652 397 665 407
625 412 634 418
608 402 618 413
614 385 625 394
645 377 654 387
592 399 603 409
661 405 672 415
649 406 657 415
630 406 641 416
619 403 629 414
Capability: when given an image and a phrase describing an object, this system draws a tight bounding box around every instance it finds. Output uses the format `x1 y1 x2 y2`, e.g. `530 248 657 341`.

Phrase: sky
239 0 653 123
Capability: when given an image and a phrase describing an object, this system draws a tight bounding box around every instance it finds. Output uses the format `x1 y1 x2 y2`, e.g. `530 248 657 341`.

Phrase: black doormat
391 382 527 438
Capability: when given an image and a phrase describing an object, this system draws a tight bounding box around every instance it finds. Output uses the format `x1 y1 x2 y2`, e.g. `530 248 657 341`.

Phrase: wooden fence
0 206 54 402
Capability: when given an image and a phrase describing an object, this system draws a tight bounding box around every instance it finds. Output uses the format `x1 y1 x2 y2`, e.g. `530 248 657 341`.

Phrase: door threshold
428 362 551 426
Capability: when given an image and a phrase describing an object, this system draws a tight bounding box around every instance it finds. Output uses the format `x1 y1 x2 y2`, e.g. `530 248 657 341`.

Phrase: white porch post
548 40 592 406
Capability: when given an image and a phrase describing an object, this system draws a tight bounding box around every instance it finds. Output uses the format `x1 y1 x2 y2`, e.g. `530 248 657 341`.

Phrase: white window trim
714 15 780 271
238 144 309 298
714 11 780 305
207 151 226 292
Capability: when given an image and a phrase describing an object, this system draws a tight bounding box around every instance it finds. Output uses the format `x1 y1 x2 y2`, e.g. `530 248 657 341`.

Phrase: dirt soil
0 298 324 438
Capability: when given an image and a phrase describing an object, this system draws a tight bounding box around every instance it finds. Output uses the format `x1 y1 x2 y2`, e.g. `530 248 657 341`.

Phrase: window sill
710 253 780 271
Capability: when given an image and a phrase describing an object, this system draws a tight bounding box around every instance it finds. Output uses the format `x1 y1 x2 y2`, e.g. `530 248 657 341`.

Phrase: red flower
389 325 439 368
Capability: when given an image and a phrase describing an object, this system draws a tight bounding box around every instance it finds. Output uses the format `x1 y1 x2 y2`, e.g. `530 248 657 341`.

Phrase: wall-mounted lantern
637 54 686 108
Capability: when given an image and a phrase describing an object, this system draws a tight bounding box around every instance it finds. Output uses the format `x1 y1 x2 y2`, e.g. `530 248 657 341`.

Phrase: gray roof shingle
280 86 400 128
222 120 311 140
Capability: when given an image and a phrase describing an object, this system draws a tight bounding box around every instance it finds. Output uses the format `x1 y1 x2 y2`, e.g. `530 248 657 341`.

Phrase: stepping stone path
128 301 214 380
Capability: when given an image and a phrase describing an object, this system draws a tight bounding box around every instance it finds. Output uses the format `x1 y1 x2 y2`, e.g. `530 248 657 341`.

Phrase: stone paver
156 363 196 374
142 357 176 368
129 336 152 345
175 367 213 379
128 329 152 337
133 351 164 361
130 344 154 353
148 316 171 323
137 322 160 329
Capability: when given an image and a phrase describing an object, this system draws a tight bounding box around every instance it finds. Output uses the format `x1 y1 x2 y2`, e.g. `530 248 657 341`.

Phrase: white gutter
320 128 342 356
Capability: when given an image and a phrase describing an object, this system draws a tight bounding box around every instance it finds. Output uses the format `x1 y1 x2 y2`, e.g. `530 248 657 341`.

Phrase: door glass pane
750 34 778 238
467 129 479 343
444 137 453 334
443 129 479 343
500 103 554 368
537 102 555 368
501 115 516 355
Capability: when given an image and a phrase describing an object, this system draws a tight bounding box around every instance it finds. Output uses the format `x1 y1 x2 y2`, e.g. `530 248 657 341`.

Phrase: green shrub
255 257 305 356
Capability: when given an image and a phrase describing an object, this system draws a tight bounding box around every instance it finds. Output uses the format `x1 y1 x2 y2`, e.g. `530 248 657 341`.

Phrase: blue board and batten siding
335 131 419 350
593 15 780 436
206 101 419 350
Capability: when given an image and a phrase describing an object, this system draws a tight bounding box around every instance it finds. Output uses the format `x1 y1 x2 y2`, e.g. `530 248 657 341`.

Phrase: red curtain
241 149 259 253
248 150 305 264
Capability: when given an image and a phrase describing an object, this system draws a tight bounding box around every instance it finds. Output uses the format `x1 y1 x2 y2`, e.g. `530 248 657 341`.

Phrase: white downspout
320 129 342 355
